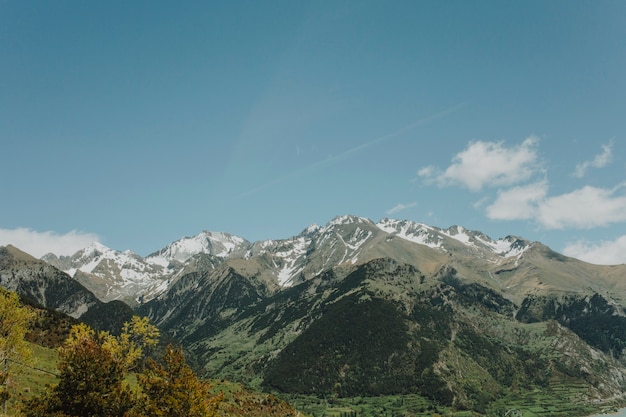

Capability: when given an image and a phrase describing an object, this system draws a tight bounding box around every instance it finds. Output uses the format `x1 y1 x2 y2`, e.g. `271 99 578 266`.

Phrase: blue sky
1 1 626 264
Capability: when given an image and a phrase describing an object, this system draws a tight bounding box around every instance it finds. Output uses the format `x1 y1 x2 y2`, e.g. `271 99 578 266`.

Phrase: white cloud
538 185 626 229
486 181 548 220
419 137 540 191
417 166 435 177
563 236 626 265
419 138 626 238
0 228 99 258
386 202 417 215
485 182 626 230
573 140 614 178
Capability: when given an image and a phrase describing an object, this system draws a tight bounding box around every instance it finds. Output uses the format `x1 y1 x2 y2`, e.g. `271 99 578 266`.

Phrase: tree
130 344 222 417
24 316 160 417
0 288 36 410
25 323 134 417
103 315 160 372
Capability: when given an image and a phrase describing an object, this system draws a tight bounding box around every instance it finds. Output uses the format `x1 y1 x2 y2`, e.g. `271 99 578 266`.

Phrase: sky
1 1 626 264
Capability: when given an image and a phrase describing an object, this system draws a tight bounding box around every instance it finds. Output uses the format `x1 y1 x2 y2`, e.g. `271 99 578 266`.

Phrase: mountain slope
181 257 626 413
131 217 626 414
0 245 133 333
42 232 251 305
42 242 174 305
41 216 540 305
0 245 100 318
9 215 626 414
138 261 273 344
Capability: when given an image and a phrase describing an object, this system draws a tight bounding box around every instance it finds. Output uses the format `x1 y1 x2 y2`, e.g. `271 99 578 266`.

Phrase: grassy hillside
5 343 302 417
8 344 601 417
4 343 58 416
179 258 626 416
0 295 302 417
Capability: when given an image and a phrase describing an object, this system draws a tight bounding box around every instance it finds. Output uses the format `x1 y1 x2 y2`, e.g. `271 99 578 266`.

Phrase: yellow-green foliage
24 316 161 417
0 288 36 405
130 344 223 417
0 289 36 364
64 316 160 375
103 316 159 373
26 322 136 417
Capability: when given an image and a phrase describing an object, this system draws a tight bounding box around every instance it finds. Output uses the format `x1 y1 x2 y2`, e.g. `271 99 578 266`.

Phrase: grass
4 343 58 416
207 379 302 417
282 393 446 417
2 342 301 417
278 385 620 417
3 338 621 417
487 384 611 417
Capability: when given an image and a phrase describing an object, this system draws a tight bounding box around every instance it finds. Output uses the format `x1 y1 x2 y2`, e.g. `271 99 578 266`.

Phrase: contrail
237 102 468 198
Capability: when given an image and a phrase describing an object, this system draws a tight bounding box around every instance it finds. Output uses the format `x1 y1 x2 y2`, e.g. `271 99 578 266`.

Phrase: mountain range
42 216 537 305
5 215 626 415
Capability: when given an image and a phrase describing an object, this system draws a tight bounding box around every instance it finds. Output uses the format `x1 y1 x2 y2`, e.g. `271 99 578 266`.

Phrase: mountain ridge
6 216 626 414
0 245 133 334
41 216 542 305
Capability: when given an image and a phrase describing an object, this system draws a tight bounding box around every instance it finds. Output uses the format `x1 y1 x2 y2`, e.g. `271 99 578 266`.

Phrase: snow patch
274 236 309 286
376 219 443 249
442 226 472 245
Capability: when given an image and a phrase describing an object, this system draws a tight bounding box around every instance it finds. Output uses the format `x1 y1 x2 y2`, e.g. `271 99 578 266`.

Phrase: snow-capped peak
441 225 473 245
327 215 372 228
376 218 443 249
377 219 531 259
146 231 249 264
81 241 111 256
442 226 531 258
300 223 322 237
480 235 532 258
40 215 535 305
71 243 142 275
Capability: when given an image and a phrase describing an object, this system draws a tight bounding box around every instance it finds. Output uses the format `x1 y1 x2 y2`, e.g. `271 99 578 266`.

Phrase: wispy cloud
419 137 541 191
386 202 417 215
573 140 614 178
0 228 99 258
238 103 467 198
563 235 626 265
334 103 468 160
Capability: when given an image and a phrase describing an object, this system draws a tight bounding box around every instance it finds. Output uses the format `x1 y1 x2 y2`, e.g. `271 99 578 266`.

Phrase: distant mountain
0 244 133 333
135 216 626 413
42 216 536 305
146 230 250 262
42 232 250 305
42 242 171 306
0 245 99 318
28 215 626 413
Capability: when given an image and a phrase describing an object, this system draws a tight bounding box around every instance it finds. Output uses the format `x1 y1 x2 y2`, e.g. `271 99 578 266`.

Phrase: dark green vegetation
6 343 301 417
1 295 299 417
6 216 626 417
265 295 413 396
0 245 137 331
79 299 135 335
518 293 626 355
161 258 626 416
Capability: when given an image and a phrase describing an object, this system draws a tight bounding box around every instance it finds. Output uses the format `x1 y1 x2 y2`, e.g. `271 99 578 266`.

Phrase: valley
3 215 626 416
